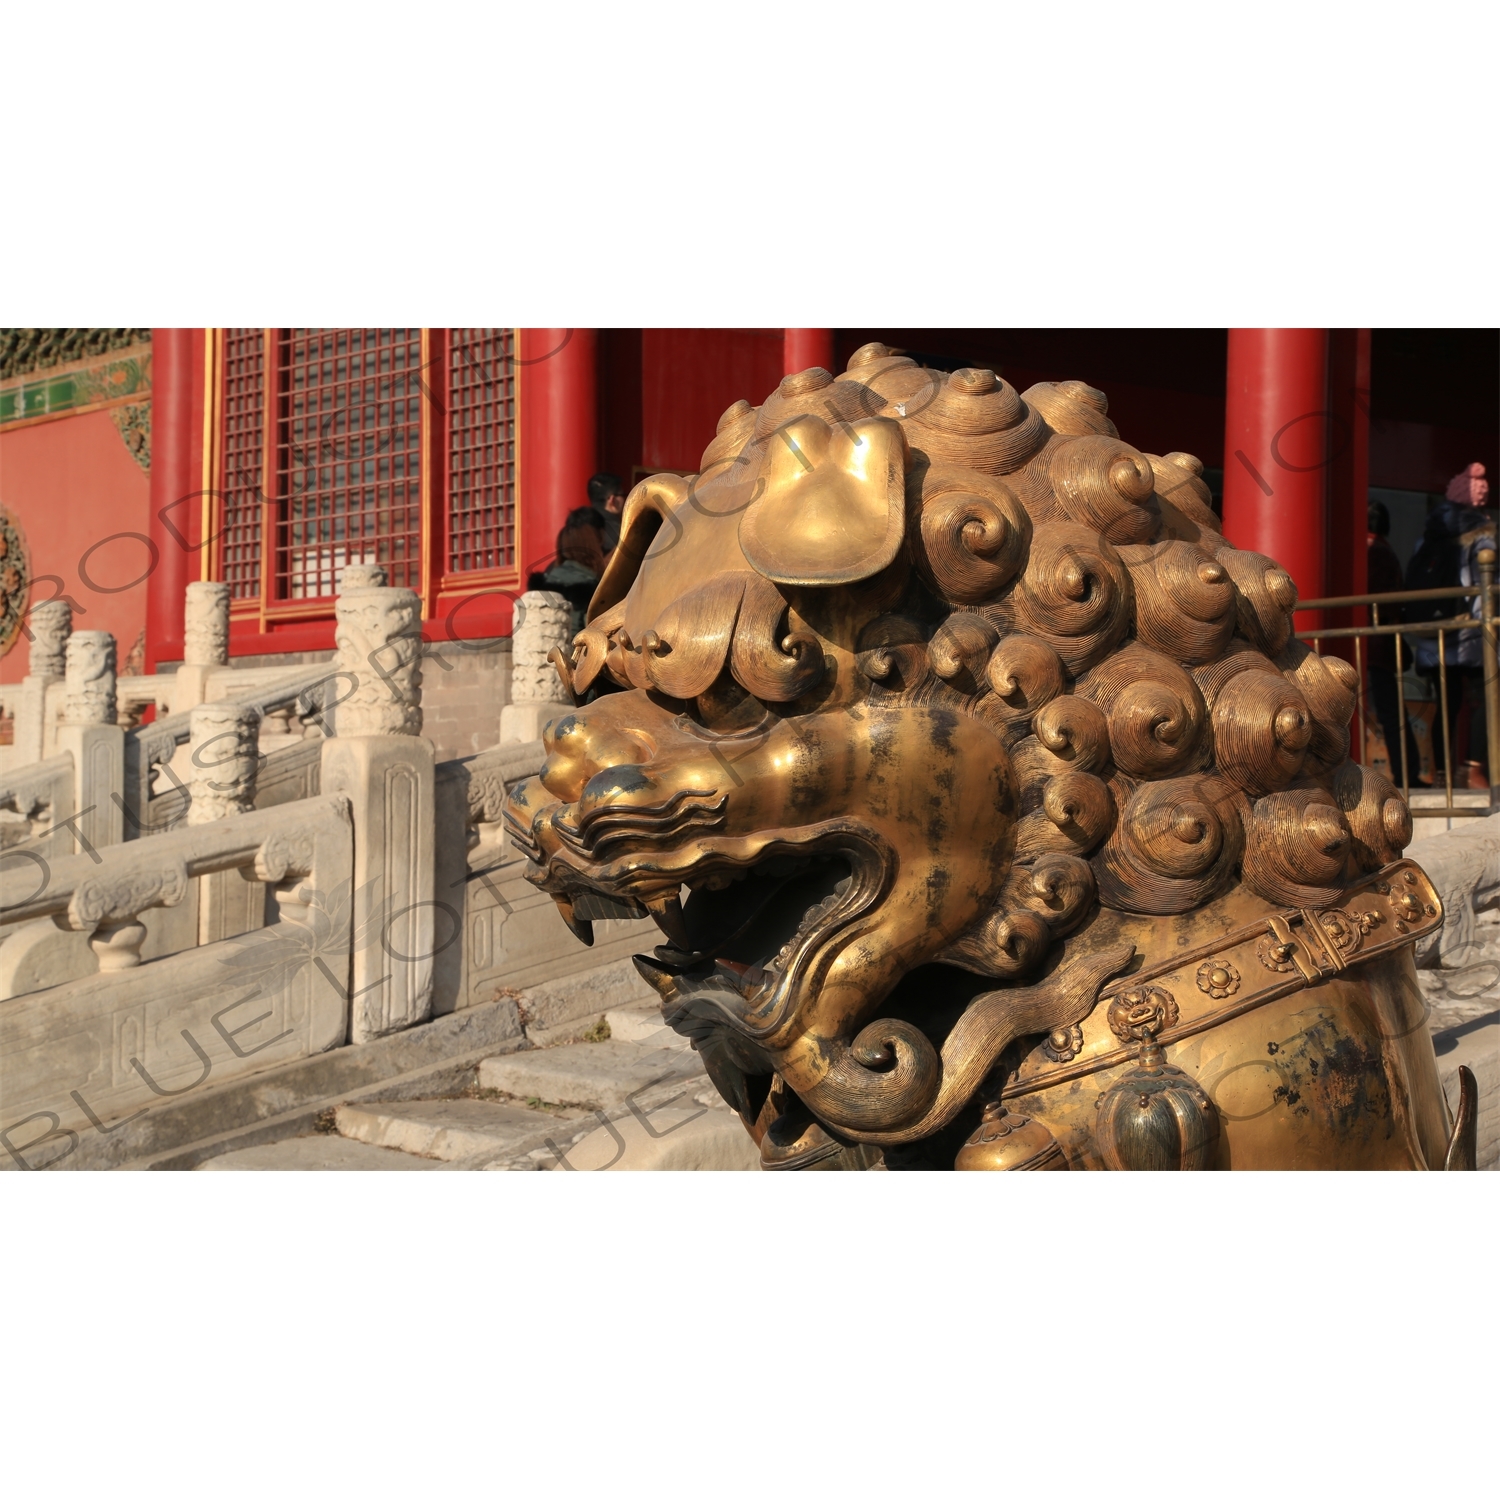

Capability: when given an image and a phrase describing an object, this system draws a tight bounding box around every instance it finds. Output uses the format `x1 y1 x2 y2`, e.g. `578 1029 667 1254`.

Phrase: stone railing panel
0 795 355 1151
116 675 175 728
432 740 546 1015
124 661 339 837
253 738 321 809
0 919 96 999
2 794 351 932
430 738 648 1016
0 753 75 844
0 914 352 1158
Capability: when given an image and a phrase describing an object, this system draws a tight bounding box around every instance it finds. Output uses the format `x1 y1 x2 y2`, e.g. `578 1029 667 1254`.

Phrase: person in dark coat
588 472 626 555
1366 500 1423 786
1403 463 1494 785
531 507 607 634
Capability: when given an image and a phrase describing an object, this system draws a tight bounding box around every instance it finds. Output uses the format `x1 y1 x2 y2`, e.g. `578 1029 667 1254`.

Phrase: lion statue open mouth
505 343 1473 1171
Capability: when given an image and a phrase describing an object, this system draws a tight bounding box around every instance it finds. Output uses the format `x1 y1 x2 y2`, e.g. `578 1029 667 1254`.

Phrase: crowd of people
1368 462 1494 788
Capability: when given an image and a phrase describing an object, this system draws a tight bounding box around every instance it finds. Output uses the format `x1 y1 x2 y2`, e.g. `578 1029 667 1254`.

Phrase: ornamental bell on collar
1093 985 1221 1170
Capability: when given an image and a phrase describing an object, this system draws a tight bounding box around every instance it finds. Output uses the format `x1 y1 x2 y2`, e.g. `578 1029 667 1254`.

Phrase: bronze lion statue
506 343 1477 1170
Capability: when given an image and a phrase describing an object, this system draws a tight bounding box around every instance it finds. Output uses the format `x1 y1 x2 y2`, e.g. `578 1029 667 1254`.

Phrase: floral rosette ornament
0 507 31 658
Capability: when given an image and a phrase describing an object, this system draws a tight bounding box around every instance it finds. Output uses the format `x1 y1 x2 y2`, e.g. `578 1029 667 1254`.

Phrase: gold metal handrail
1296 585 1487 610
1289 549 1500 823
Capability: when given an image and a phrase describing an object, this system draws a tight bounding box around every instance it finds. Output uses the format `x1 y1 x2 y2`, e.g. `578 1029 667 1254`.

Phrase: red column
146 328 204 669
1326 329 1372 604
519 329 597 576
1221 329 1330 605
784 329 834 377
1325 330 1373 759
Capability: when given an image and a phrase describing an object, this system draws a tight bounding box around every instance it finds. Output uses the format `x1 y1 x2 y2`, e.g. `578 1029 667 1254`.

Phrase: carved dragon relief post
173 581 232 713
188 701 265 943
56 630 124 854
14 598 70 765
319 567 435 1042
506 347 1478 1171
500 590 575 745
28 599 72 683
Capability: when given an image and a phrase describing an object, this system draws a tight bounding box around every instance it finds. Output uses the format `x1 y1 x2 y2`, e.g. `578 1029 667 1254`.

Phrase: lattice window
218 330 266 601
447 329 517 573
273 329 424 599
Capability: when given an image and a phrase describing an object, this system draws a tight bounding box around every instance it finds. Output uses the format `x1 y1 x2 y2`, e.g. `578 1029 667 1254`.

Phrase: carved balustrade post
339 563 387 591
499 590 574 745
28 600 71 682
173 581 232 712
55 631 124 852
188 701 265 943
319 582 435 1042
14 599 71 765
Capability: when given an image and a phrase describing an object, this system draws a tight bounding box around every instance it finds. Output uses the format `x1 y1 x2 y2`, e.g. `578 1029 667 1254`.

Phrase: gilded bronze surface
505 346 1475 1170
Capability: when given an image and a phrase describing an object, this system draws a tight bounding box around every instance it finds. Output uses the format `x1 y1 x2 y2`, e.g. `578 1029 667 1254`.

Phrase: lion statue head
506 343 1454 1171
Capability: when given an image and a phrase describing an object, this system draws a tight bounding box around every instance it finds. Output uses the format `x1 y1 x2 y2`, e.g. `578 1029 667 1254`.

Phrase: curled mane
575 342 1405 988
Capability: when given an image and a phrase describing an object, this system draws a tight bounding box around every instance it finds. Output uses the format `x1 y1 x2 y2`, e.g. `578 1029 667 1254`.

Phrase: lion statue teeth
506 342 1463 1172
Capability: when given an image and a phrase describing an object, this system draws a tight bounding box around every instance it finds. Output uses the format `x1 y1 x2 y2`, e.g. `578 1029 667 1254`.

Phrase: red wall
0 408 153 682
837 328 1232 474
640 330 785 472
1368 419 1498 493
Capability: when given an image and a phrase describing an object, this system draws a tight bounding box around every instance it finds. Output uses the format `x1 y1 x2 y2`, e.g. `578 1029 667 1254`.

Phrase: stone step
518 956 660 1047
603 997 688 1049
196 1136 443 1170
334 1098 580 1163
557 1103 760 1172
44 995 527 1171
126 1035 526 1171
478 1038 706 1112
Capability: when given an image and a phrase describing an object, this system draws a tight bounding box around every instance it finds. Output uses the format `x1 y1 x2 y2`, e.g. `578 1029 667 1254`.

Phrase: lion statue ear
738 414 908 586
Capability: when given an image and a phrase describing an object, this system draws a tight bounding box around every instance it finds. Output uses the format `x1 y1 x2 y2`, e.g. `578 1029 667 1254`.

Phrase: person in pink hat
1448 462 1490 507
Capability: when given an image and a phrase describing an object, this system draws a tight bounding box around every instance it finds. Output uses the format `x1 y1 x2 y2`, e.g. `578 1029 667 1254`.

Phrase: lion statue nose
539 711 652 803
576 764 657 822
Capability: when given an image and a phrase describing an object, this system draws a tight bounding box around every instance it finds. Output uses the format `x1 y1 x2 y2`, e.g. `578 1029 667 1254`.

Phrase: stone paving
196 995 760 1172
